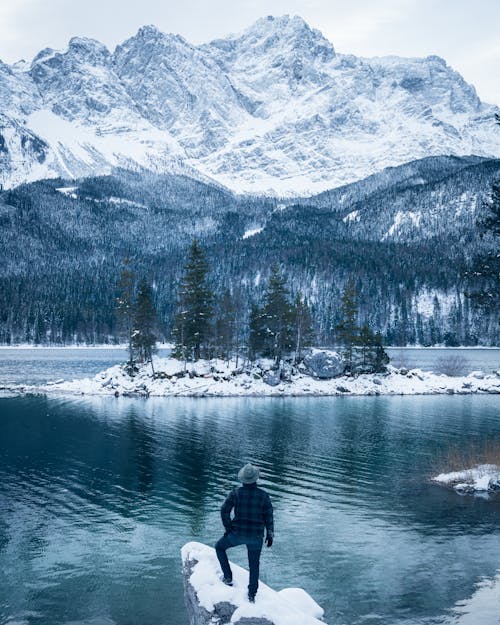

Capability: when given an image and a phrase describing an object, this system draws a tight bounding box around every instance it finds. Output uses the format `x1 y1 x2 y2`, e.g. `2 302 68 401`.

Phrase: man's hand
265 535 273 548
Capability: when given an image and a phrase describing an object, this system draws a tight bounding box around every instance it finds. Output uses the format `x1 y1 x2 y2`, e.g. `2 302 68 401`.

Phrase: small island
10 349 497 397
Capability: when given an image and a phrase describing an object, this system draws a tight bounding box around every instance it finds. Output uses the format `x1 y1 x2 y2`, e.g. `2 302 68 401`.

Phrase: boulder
263 370 281 386
488 477 500 492
468 370 485 379
336 386 350 393
181 542 326 625
303 350 344 379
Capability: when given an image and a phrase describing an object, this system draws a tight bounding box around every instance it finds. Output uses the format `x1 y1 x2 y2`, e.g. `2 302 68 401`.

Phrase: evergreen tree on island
292 292 315 363
131 278 158 373
337 278 389 373
358 324 390 373
172 240 214 361
215 289 236 362
115 257 136 364
249 265 295 366
336 277 359 373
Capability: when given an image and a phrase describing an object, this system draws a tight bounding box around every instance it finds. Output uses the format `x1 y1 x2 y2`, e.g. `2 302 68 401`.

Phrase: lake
1 392 499 625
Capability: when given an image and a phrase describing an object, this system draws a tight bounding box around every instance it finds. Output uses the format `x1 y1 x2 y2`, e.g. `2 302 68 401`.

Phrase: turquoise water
0 394 499 625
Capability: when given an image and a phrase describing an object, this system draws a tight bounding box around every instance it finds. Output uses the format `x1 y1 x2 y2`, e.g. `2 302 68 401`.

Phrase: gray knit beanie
238 463 260 484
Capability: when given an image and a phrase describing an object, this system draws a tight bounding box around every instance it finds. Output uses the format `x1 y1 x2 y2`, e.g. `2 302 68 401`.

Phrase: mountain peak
118 25 191 54
209 14 335 62
243 14 313 35
135 24 165 41
68 36 109 56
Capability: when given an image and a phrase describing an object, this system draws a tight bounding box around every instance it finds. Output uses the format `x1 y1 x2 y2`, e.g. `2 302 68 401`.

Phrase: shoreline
3 356 499 398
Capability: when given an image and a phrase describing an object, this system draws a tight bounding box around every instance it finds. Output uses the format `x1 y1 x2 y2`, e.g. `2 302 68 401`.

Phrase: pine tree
260 265 295 366
358 325 390 373
292 292 314 363
115 257 136 363
248 266 295 365
248 303 265 362
215 289 236 361
336 277 359 373
132 278 158 373
358 324 373 367
172 240 214 361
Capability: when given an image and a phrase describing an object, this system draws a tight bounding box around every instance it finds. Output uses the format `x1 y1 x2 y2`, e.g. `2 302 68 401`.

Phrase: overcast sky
1 0 499 104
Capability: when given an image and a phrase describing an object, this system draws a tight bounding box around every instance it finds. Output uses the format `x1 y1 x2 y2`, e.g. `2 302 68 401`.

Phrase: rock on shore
181 542 325 625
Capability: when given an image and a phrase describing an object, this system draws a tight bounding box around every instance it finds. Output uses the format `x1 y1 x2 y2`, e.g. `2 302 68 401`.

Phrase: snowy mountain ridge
1 15 499 195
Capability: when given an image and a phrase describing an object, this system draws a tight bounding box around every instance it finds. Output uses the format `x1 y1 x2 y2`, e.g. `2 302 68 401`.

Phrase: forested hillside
1 156 498 345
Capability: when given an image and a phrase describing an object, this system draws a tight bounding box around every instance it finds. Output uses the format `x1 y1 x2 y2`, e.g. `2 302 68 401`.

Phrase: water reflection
0 395 499 625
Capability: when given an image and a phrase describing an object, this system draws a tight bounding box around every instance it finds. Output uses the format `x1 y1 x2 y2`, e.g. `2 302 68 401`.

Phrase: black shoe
248 592 256 603
220 575 233 586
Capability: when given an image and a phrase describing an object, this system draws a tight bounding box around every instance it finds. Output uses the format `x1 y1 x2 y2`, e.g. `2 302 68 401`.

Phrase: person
215 463 274 603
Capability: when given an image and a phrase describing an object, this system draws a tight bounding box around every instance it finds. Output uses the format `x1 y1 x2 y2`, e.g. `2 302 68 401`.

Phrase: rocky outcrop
181 542 325 625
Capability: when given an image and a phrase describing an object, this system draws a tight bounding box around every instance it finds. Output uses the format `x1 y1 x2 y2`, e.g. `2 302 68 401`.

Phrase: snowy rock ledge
7 355 500 397
432 465 500 494
181 542 325 625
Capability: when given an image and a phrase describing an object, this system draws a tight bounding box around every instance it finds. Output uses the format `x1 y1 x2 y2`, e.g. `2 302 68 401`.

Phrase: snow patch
383 210 421 239
56 186 78 198
342 210 360 223
242 226 264 239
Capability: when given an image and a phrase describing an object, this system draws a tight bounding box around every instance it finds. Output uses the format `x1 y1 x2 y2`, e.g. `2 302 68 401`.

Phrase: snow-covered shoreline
4 355 499 398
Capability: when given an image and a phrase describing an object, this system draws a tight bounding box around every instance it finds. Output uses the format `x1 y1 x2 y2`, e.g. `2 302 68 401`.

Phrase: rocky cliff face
181 542 326 625
1 15 499 194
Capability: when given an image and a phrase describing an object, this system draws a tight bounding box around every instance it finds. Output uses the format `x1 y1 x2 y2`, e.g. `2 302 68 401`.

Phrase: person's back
222 482 273 538
215 463 274 602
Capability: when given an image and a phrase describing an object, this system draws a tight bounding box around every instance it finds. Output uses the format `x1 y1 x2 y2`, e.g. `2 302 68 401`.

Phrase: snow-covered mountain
1 15 499 195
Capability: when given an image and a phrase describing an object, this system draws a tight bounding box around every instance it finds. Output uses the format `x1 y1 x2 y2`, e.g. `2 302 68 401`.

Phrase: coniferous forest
0 155 499 346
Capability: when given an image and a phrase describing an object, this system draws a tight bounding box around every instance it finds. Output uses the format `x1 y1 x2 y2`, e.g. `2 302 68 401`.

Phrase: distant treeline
0 157 498 346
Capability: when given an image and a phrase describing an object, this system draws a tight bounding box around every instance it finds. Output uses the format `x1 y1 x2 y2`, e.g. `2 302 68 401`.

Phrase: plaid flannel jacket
221 483 274 538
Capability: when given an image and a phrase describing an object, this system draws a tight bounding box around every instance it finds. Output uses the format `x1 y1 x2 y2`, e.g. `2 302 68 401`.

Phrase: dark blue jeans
215 532 263 596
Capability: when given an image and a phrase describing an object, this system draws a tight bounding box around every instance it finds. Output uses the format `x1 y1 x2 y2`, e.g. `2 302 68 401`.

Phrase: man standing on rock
215 463 274 603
